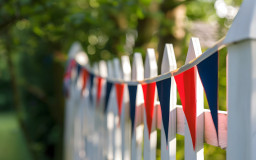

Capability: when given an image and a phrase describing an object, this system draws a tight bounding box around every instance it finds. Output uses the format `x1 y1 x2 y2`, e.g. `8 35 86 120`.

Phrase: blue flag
75 63 82 83
156 77 171 144
128 85 137 136
89 72 95 104
197 51 219 137
104 81 113 113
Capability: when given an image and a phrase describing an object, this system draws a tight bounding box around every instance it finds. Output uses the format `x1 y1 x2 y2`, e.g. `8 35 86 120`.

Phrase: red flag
142 82 156 138
96 77 103 104
115 83 125 118
81 69 89 96
174 66 197 150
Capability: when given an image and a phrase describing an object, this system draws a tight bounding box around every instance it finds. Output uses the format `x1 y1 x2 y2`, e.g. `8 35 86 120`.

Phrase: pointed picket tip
93 63 99 75
99 60 108 77
161 44 177 74
132 53 144 81
113 58 123 79
121 56 131 81
185 38 203 64
68 41 83 59
107 61 114 78
75 51 89 67
224 0 256 45
145 48 158 78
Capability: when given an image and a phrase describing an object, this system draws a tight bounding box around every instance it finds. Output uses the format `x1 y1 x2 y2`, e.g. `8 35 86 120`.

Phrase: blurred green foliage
0 0 242 159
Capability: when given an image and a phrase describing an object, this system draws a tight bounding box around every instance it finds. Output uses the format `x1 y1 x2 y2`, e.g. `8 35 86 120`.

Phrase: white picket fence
64 0 256 159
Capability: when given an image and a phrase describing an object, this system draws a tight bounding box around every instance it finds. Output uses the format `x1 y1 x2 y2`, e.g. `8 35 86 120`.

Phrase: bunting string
70 38 225 86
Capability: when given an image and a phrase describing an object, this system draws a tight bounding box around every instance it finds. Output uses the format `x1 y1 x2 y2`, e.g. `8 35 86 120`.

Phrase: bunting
128 85 137 136
142 82 156 138
63 59 76 97
81 68 89 96
156 77 171 144
96 77 103 104
75 63 82 83
89 73 95 104
197 51 219 137
115 83 125 118
104 81 113 113
174 66 197 150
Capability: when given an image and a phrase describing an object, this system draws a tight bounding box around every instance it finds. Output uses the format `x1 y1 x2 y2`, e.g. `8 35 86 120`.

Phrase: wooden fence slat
106 60 115 160
160 44 177 160
120 56 131 160
98 60 108 159
112 58 123 160
143 48 158 160
184 38 204 160
131 53 144 160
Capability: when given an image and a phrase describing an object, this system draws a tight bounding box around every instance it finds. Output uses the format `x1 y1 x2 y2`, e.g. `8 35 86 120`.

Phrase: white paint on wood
112 58 123 160
106 60 115 160
120 56 131 160
227 40 256 160
143 48 158 160
131 53 144 160
184 38 204 160
160 44 177 160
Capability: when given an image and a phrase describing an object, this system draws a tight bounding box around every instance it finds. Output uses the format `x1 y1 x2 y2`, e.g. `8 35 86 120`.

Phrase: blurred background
0 0 242 159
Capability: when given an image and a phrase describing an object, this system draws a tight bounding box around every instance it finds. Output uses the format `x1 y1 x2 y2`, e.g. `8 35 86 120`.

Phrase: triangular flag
81 68 89 96
197 51 219 137
96 77 103 105
115 83 125 118
89 73 95 104
128 85 137 136
156 77 171 145
75 63 82 83
142 82 156 138
63 59 76 98
174 66 197 150
104 81 113 113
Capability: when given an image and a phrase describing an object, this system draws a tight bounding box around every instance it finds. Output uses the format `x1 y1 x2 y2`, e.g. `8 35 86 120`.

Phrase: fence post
131 53 144 160
224 0 256 159
120 56 132 160
184 38 204 160
143 48 158 160
160 44 177 160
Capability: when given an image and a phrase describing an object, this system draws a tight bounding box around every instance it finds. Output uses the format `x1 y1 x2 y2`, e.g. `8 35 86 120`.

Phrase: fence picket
112 58 123 160
143 48 158 160
131 53 144 160
120 56 132 160
160 44 177 160
106 60 115 160
184 38 204 160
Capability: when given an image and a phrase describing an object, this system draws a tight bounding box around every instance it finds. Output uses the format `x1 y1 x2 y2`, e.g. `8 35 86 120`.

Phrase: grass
0 112 32 160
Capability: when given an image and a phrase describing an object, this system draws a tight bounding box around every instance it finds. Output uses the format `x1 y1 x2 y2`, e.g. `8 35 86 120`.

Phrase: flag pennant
104 81 113 113
81 68 89 96
128 85 137 136
156 77 171 145
96 77 103 104
142 82 156 138
115 83 125 118
75 63 82 83
174 66 197 150
89 72 95 104
63 59 77 97
197 51 219 138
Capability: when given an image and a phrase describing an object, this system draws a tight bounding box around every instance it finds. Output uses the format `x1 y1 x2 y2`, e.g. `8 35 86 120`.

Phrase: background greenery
0 0 242 159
